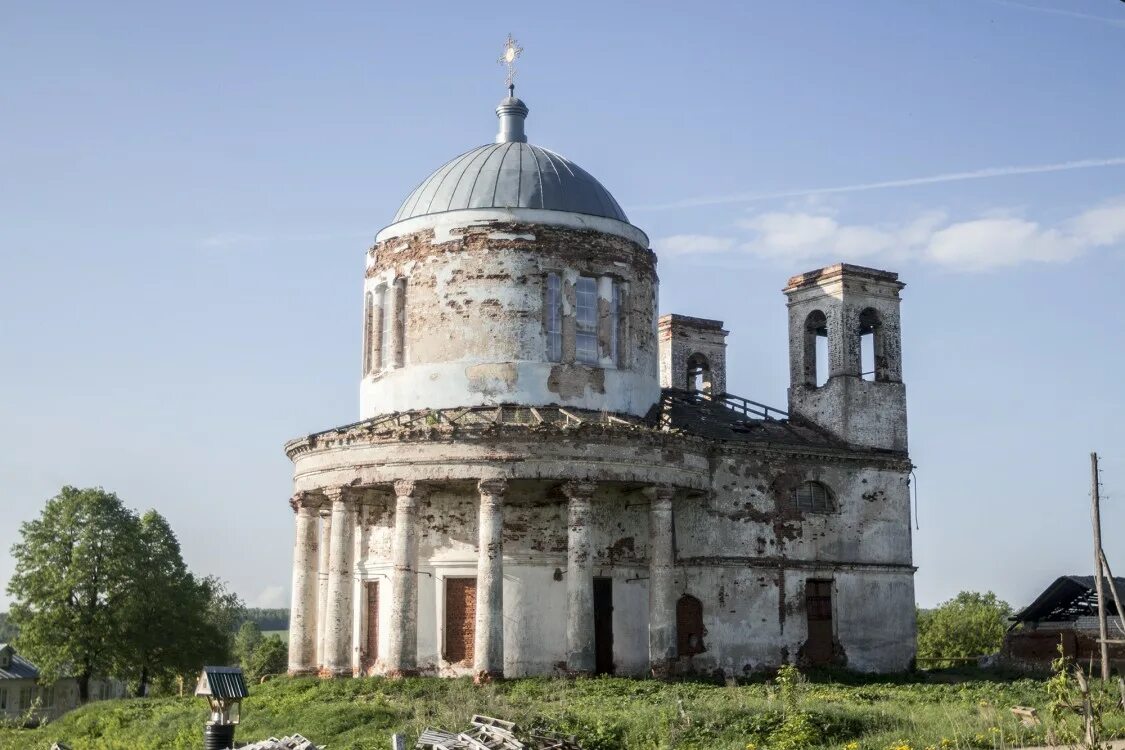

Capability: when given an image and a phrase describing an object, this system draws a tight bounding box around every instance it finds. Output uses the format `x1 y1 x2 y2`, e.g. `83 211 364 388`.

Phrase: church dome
391 95 629 224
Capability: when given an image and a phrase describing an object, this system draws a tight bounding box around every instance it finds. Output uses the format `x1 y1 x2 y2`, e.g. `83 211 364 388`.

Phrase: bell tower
784 264 907 452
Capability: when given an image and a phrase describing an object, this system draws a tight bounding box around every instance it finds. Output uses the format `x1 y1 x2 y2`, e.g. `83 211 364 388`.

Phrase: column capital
643 484 676 505
323 485 364 504
561 480 596 501
393 479 428 500
290 491 319 513
477 478 509 499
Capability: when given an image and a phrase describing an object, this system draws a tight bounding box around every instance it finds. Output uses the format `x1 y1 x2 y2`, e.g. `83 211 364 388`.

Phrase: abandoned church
285 73 916 680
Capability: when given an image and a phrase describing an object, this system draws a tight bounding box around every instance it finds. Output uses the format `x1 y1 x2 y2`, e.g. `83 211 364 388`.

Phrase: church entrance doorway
593 577 614 675
804 579 834 665
445 577 476 665
364 581 379 671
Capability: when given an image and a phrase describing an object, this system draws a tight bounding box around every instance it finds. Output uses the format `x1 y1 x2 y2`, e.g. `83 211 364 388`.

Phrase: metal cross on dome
498 33 523 95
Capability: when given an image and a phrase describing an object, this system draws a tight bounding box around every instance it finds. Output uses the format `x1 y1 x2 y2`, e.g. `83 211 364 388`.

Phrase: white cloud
253 584 288 608
653 198 1125 273
1068 198 1125 246
926 218 1079 272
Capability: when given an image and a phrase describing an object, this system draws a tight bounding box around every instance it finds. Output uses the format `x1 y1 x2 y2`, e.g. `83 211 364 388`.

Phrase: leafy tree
0 612 17 642
7 487 140 702
121 511 237 696
244 635 288 681
917 590 1012 668
7 487 245 701
233 621 263 667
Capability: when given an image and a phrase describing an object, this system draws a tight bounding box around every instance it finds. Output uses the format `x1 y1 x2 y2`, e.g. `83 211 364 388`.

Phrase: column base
287 667 317 677
317 666 351 679
649 660 674 680
385 668 420 679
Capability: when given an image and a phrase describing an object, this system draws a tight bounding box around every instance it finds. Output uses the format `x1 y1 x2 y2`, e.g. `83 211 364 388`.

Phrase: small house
0 643 125 724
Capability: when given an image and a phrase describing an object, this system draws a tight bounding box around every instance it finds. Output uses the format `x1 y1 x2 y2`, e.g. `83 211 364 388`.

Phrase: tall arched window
686 353 712 395
793 481 834 514
676 594 706 656
858 307 882 382
803 310 828 387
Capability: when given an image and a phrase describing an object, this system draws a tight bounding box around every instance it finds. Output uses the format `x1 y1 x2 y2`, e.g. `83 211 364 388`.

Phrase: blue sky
2 0 1124 611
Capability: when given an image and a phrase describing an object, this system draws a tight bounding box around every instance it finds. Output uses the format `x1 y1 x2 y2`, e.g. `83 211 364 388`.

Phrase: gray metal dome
391 95 629 224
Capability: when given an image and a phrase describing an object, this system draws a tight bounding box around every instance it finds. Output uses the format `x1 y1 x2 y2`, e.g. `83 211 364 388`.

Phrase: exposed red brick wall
445 578 476 665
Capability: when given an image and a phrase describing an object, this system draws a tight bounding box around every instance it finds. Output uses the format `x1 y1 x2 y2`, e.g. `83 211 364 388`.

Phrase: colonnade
287 480 679 678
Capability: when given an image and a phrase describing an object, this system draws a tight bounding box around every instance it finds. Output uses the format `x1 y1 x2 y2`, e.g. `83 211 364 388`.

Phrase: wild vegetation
232 621 289 681
4 667 1124 750
916 592 1012 669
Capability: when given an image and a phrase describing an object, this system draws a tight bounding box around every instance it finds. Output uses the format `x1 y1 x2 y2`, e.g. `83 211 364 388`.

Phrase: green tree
121 511 236 696
7 487 245 701
6 487 141 702
244 635 288 681
233 621 263 668
917 590 1012 668
0 613 17 642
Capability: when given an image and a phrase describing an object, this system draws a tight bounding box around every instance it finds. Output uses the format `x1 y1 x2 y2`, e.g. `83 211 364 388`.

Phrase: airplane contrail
634 157 1125 211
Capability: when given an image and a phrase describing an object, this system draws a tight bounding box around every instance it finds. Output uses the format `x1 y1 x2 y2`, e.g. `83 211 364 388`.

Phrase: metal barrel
203 722 235 750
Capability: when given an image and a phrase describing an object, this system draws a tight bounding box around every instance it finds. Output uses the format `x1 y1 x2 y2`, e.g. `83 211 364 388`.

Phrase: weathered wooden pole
1091 452 1109 680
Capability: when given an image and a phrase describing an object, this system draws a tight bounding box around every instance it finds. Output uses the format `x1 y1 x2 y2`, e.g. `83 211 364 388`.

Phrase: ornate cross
498 33 523 95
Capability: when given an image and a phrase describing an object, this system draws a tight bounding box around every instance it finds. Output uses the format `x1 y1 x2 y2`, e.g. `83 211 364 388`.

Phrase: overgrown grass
3 669 1123 750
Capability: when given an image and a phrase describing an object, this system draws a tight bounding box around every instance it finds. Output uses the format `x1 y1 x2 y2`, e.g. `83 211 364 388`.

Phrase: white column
315 508 332 670
287 495 319 675
387 479 424 676
351 502 366 676
564 481 596 674
646 485 676 677
322 487 356 677
474 478 507 682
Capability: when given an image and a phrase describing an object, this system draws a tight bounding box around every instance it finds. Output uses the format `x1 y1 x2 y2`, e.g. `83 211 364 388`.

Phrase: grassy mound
2 670 1122 750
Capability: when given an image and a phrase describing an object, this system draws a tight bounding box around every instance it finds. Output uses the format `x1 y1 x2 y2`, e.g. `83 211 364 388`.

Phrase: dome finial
498 34 523 95
495 34 528 143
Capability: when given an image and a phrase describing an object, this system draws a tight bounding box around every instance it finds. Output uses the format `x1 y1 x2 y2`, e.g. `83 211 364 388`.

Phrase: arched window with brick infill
676 594 706 656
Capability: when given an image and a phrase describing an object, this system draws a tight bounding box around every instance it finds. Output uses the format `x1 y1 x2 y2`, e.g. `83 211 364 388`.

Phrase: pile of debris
239 734 322 750
416 714 583 750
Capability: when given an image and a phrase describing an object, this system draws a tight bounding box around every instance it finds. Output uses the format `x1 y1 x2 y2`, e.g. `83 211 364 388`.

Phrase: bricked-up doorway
444 577 476 665
364 581 378 671
804 579 834 665
676 594 706 656
593 577 614 675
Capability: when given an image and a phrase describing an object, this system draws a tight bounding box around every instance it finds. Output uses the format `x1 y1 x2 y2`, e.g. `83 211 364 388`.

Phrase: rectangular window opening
378 284 391 372
609 281 620 365
546 273 562 362
575 276 598 364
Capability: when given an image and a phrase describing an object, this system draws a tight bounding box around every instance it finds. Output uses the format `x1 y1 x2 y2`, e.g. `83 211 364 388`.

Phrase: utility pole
1091 451 1109 680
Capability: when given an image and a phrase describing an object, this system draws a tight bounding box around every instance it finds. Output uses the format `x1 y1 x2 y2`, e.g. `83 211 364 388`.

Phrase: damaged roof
1012 575 1125 624
656 390 847 450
